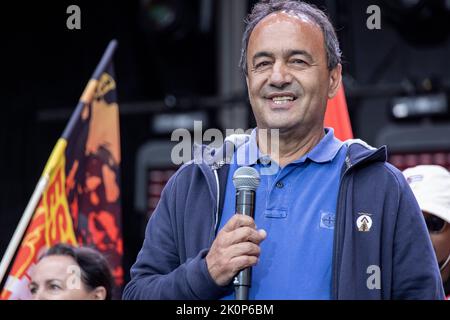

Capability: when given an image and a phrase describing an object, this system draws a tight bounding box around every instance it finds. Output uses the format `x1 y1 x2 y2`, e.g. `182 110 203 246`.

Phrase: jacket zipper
332 155 354 299
213 168 220 234
332 150 386 299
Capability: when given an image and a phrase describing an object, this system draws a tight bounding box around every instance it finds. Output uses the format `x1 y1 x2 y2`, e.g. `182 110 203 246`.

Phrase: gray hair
239 0 342 74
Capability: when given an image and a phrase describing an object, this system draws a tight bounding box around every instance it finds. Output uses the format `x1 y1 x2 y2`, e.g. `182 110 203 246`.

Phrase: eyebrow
45 279 63 284
285 49 314 62
252 49 314 66
252 51 274 66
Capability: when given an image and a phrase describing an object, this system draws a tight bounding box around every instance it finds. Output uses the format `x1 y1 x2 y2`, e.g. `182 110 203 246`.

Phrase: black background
1 0 450 291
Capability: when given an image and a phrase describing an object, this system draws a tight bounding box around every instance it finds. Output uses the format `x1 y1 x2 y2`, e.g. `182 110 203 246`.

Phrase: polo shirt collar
303 127 343 164
234 127 343 166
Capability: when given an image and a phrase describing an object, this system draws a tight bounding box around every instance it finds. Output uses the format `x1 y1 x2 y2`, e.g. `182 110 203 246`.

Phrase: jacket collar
344 139 387 169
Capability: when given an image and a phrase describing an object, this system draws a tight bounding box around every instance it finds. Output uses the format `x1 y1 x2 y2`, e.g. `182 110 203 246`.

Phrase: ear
327 63 342 99
91 286 107 300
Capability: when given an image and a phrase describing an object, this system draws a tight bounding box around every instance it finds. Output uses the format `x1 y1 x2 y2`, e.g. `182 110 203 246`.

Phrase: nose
269 61 292 89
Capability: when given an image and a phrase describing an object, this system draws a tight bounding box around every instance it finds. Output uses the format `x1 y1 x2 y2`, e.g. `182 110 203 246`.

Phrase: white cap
403 165 450 223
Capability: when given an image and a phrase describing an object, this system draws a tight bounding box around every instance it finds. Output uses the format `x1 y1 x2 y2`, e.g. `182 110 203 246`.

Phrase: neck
257 125 325 167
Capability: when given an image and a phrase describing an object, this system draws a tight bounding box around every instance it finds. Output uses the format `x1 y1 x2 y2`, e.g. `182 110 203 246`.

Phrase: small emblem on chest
356 213 373 232
320 211 335 229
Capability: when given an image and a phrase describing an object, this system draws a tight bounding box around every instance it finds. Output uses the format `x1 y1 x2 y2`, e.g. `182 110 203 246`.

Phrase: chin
261 118 299 130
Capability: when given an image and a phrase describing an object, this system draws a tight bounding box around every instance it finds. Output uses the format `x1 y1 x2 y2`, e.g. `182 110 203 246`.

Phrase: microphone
232 166 261 300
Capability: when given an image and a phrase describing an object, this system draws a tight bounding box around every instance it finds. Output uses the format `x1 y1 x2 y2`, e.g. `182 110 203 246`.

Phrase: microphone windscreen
232 166 260 191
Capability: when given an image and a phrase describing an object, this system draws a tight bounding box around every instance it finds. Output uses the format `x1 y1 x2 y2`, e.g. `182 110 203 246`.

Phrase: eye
29 285 37 295
254 61 271 70
290 58 306 65
48 283 62 291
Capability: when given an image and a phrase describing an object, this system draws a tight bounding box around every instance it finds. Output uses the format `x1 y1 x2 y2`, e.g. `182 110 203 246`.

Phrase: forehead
248 11 325 55
32 255 77 281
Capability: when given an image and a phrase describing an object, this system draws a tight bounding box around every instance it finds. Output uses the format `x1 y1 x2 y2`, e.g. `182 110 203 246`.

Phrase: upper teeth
272 96 294 104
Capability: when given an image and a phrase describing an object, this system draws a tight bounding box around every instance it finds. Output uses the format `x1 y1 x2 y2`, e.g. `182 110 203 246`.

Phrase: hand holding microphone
206 166 264 299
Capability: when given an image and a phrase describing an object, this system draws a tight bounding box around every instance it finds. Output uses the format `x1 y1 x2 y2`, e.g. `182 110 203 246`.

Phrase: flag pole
0 39 118 289
62 39 117 140
0 175 49 286
0 136 67 287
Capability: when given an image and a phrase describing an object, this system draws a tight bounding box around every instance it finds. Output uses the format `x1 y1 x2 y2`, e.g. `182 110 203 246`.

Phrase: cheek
303 75 328 97
71 288 94 300
54 286 92 300
247 78 262 96
43 291 68 300
430 234 450 259
300 67 330 88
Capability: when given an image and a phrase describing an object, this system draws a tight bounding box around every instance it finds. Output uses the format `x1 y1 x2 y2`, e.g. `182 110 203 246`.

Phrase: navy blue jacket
123 139 444 300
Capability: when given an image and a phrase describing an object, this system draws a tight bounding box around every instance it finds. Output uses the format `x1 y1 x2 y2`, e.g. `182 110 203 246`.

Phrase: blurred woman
403 165 450 299
29 243 113 300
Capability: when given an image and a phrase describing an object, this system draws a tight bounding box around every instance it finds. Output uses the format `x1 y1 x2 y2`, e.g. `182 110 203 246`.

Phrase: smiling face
246 11 341 134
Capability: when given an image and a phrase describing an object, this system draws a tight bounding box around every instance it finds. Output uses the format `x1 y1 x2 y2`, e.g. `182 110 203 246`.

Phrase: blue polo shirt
218 128 347 299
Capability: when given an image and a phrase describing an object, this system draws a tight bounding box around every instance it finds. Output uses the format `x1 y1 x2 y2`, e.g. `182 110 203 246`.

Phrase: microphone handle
234 189 255 300
235 189 255 217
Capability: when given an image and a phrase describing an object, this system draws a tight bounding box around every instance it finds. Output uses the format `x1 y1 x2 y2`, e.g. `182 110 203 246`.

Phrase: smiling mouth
269 96 297 105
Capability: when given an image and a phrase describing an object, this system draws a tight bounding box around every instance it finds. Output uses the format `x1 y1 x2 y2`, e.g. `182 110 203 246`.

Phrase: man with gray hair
123 0 443 299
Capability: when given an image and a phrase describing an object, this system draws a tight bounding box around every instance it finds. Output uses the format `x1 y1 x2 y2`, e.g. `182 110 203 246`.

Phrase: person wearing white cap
403 165 450 298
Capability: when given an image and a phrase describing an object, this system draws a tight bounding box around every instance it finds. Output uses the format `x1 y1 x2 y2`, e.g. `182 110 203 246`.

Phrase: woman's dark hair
41 243 114 300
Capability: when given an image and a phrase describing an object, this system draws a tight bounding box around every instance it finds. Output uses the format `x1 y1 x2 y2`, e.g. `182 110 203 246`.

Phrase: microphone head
233 166 260 191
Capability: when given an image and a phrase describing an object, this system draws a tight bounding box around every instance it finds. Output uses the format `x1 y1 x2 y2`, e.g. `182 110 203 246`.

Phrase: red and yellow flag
0 141 77 300
0 41 122 299
324 84 353 140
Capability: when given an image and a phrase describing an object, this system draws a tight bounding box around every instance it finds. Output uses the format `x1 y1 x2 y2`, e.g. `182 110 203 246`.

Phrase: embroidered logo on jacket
356 213 373 232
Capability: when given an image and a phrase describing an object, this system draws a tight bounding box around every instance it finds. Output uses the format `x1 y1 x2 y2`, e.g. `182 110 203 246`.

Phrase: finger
225 226 266 246
228 242 261 259
222 214 256 232
229 255 259 273
258 229 267 239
